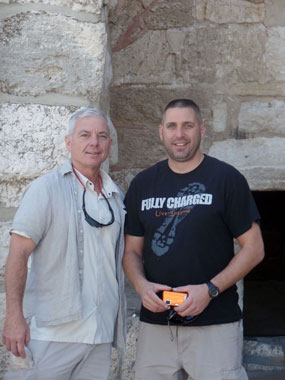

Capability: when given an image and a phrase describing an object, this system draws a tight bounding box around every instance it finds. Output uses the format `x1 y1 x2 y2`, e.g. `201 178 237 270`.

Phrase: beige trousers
4 340 112 380
134 321 248 380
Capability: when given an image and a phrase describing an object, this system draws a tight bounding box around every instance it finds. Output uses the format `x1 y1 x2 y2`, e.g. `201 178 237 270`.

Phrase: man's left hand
172 284 211 317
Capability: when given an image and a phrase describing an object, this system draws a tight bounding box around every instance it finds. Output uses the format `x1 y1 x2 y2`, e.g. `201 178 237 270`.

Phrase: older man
2 108 126 380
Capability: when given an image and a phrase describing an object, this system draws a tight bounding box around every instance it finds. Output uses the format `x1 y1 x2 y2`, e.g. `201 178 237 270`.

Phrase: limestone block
0 180 32 208
196 0 264 24
221 25 266 85
208 137 285 190
181 24 267 85
264 27 285 83
239 100 285 135
229 82 285 97
0 12 107 97
181 26 228 84
108 0 144 49
110 83 215 128
116 125 166 169
112 30 174 85
0 104 71 181
110 168 143 195
222 24 267 84
213 102 227 133
145 0 195 29
265 0 285 27
0 0 103 13
166 30 186 54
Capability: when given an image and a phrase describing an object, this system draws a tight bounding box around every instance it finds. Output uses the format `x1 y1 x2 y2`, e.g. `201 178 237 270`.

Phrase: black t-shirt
124 155 260 326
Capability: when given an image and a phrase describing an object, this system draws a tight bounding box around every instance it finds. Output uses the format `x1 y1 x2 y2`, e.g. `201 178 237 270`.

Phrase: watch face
207 282 219 298
211 288 219 298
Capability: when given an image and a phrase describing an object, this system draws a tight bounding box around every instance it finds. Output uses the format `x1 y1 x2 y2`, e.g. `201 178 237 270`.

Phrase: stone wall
109 0 285 194
0 0 119 377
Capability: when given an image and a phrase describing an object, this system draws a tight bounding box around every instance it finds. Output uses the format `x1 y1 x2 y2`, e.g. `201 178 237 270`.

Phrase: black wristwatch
206 281 220 299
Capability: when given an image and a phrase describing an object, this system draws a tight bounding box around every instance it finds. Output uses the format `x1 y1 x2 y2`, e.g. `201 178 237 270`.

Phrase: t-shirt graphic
152 182 208 257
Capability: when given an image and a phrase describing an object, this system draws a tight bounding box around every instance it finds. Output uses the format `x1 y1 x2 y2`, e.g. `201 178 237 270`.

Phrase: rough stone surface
264 27 285 83
264 0 285 27
143 0 195 30
0 0 103 14
110 168 144 195
213 102 228 133
0 180 34 208
238 100 285 136
115 125 166 169
196 0 265 24
0 12 107 98
208 137 285 190
0 104 71 181
109 0 194 52
112 30 174 85
181 23 267 86
112 23 269 87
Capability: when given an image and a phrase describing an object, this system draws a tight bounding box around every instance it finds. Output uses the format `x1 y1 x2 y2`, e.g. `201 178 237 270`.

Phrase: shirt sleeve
11 177 52 245
223 169 260 239
124 178 145 237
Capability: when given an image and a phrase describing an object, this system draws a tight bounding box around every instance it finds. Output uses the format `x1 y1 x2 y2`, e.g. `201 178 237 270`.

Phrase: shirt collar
60 160 119 198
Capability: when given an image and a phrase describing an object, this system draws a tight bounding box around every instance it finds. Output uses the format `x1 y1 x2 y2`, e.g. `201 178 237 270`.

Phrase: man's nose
89 134 99 145
175 126 184 138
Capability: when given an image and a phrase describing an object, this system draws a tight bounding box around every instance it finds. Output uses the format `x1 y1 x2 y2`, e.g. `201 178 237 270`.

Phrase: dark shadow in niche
243 191 285 337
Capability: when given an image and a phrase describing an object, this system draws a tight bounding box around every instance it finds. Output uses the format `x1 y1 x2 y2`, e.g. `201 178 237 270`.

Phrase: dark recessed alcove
243 191 285 337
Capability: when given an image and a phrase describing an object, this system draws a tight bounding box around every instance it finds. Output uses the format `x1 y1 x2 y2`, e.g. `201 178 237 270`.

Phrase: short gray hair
67 107 109 137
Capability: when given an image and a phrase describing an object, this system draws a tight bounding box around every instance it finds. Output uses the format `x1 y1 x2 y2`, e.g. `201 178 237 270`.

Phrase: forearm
123 235 171 313
4 234 35 316
211 223 264 293
123 249 148 296
5 252 29 316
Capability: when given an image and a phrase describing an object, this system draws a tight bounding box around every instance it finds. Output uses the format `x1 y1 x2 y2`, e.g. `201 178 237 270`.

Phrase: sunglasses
82 189 114 228
72 165 114 228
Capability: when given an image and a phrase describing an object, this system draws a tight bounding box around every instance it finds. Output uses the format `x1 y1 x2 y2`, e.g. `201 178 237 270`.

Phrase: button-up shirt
11 160 126 349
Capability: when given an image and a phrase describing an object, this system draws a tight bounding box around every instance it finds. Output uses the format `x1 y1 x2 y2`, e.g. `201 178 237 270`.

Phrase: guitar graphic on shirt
151 182 205 257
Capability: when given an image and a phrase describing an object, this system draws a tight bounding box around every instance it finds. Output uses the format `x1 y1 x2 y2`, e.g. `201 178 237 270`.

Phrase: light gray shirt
11 160 127 350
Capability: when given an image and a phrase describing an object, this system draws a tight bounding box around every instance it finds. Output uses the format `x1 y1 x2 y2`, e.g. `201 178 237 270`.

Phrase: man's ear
200 123 206 139
65 135 71 152
158 124 163 141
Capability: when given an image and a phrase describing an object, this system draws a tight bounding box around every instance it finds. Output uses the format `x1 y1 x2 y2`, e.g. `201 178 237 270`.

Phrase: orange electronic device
163 290 187 306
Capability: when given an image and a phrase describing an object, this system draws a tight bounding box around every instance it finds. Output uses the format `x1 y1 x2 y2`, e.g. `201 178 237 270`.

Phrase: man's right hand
2 314 30 358
138 281 171 313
